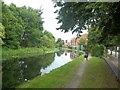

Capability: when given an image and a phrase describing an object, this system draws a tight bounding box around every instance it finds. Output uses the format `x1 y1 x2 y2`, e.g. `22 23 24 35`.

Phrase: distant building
63 40 68 48
80 33 88 41
70 33 88 49
71 37 76 46
79 33 88 50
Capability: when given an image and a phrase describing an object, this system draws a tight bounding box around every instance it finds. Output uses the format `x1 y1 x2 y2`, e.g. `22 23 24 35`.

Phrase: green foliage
68 46 72 49
2 53 55 88
2 3 24 48
79 38 87 46
2 47 57 60
41 31 56 48
56 38 64 47
54 2 120 49
90 44 103 57
2 2 56 49
56 50 64 56
0 23 5 45
19 6 43 47
55 2 120 35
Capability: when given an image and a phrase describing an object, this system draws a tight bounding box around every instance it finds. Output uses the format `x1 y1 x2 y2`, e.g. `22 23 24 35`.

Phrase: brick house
70 33 88 49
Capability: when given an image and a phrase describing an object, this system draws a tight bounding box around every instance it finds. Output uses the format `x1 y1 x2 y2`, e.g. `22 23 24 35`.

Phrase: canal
2 50 81 88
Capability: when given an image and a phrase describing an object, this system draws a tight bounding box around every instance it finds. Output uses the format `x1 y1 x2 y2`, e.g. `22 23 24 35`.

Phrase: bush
90 44 104 57
103 46 108 57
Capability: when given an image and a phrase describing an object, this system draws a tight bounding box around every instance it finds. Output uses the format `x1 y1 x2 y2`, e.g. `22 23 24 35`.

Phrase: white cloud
3 0 87 42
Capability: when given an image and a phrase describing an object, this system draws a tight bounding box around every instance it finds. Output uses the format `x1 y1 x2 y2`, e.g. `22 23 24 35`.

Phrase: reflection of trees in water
57 49 81 59
56 50 64 56
70 51 81 59
70 52 76 59
2 58 21 88
2 53 55 88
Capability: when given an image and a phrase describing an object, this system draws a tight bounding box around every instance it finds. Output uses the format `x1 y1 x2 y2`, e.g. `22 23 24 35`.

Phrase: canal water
2 50 81 88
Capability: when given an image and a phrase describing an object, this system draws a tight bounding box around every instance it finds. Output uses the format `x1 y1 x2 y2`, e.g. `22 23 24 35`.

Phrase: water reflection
2 50 81 88
56 50 64 57
2 53 55 88
41 52 72 76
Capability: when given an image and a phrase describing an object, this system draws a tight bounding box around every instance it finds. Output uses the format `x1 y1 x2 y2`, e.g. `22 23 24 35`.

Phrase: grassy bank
2 47 59 60
18 56 84 88
80 57 119 88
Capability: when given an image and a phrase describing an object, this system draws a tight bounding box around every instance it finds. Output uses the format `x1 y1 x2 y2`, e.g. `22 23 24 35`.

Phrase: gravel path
65 55 91 88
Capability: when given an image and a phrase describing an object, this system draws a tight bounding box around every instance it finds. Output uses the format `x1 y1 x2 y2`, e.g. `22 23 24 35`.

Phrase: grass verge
80 57 119 88
2 47 59 60
18 56 84 88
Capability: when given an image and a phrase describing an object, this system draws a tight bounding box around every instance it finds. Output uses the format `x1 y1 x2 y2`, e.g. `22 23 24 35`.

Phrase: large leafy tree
54 1 120 58
54 2 120 43
2 3 24 48
2 2 56 49
54 2 120 36
41 31 56 48
56 38 64 47
19 6 44 47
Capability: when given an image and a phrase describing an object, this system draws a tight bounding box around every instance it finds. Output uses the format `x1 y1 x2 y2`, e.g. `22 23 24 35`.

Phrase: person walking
84 52 89 61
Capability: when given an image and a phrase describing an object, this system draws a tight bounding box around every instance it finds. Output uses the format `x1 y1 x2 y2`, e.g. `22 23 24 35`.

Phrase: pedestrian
84 52 88 61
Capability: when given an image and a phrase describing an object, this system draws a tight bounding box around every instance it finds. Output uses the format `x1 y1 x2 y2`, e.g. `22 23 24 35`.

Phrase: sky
3 0 88 42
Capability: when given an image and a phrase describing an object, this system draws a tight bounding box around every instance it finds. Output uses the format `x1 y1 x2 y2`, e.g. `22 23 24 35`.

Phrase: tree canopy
54 1 120 48
2 2 56 49
54 2 120 34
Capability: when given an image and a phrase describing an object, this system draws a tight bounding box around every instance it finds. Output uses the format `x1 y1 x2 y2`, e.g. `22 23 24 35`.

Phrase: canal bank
2 47 59 60
18 55 84 88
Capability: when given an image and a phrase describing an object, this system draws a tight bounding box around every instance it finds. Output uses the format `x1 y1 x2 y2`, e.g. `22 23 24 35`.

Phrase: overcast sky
3 0 87 42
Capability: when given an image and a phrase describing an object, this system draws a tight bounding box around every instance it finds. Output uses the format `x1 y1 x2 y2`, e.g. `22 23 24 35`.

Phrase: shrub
90 44 104 57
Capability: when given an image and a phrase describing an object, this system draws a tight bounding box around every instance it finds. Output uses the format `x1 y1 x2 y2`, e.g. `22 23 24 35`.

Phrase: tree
0 23 5 45
41 31 56 48
2 3 24 48
2 2 45 48
56 38 64 47
54 1 120 57
79 38 87 46
54 2 120 36
18 6 44 47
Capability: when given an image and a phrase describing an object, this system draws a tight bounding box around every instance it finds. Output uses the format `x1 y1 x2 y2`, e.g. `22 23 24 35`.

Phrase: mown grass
80 57 119 88
18 56 84 88
2 47 59 60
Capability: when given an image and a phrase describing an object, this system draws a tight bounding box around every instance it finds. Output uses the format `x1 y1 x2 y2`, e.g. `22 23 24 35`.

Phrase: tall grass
2 47 58 60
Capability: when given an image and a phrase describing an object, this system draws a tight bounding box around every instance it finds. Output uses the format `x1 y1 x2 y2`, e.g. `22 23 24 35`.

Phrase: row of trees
1 1 56 49
53 1 120 57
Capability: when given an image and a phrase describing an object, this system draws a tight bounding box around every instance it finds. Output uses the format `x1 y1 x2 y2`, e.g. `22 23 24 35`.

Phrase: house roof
80 33 88 40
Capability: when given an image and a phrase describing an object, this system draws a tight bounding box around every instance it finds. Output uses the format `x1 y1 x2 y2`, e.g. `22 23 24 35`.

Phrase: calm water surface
2 50 81 88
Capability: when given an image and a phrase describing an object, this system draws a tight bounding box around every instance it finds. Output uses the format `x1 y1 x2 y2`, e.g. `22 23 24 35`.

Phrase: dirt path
65 56 91 88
